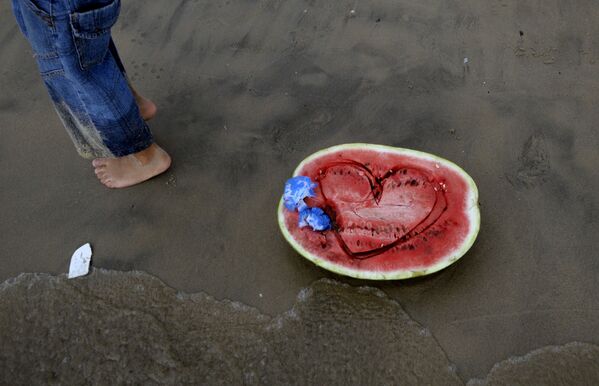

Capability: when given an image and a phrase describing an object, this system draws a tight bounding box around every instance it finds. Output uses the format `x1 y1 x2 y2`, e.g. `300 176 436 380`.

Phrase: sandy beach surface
1 0 599 383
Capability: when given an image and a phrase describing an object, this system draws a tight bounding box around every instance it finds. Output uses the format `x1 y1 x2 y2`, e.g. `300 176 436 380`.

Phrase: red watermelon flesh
278 144 480 280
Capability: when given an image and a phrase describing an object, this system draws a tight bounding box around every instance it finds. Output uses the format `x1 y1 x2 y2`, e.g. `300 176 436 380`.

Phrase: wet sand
2 270 598 385
1 271 463 385
1 0 599 382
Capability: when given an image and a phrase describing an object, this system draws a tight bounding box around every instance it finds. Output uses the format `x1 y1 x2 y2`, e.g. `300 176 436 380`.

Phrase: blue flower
283 175 332 231
283 176 317 212
298 207 332 231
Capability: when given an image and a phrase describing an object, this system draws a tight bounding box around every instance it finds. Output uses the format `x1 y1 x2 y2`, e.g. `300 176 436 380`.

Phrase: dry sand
1 0 599 383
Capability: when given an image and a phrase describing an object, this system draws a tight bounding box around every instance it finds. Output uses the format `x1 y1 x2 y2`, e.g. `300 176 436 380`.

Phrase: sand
1 0 599 382
3 270 599 385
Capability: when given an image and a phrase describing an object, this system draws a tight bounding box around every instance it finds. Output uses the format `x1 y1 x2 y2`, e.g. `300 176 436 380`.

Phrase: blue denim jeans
12 0 153 158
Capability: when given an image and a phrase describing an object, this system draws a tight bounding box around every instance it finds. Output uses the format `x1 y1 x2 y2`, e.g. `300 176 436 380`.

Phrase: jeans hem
109 137 154 158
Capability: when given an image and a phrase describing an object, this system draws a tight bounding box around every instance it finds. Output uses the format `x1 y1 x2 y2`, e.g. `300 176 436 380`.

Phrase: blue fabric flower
283 176 317 212
298 207 332 231
283 175 332 231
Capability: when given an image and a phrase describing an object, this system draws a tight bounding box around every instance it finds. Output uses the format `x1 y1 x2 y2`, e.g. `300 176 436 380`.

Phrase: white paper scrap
68 243 92 279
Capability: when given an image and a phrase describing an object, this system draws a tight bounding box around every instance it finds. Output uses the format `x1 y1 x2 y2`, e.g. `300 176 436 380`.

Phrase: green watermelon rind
277 143 481 280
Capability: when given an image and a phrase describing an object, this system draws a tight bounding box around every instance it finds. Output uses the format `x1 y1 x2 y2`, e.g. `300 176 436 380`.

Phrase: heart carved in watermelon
278 144 480 280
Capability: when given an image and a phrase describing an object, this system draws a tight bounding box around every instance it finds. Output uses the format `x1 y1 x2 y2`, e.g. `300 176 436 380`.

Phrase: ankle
132 144 157 165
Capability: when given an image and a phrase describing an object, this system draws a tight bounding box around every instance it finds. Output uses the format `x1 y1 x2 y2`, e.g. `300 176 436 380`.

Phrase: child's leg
12 0 170 187
109 38 157 121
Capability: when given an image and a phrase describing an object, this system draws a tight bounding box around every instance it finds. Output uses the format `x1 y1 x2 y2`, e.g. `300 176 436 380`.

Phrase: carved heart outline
314 160 448 260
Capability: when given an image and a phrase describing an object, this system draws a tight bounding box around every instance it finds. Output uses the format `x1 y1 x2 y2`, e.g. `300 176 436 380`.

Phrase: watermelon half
278 144 480 280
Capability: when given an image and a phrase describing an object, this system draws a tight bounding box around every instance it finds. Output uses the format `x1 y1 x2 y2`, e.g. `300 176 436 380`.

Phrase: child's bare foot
92 144 171 188
128 83 157 121
134 91 157 121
